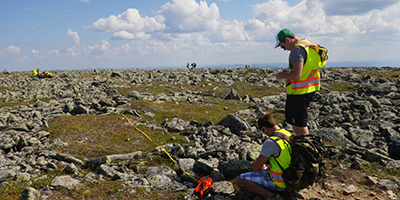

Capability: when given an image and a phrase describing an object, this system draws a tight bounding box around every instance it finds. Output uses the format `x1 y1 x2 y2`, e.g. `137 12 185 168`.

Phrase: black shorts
285 92 315 127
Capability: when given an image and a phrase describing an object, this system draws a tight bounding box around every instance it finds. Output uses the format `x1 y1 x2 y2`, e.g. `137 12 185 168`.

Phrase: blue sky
1 0 400 71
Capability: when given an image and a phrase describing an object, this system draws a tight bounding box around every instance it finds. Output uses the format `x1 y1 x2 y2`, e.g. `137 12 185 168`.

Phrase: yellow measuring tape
122 114 198 182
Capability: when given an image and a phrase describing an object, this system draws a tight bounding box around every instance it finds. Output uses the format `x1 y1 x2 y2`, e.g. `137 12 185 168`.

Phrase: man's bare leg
236 176 275 198
292 125 308 135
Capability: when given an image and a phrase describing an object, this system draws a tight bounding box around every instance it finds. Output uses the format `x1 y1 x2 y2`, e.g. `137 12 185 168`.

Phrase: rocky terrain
1 67 400 200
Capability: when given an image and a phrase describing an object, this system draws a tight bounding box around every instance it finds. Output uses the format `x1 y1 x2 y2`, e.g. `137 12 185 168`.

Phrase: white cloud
209 20 249 42
86 8 165 38
247 0 398 42
65 47 80 57
31 49 40 54
0 45 21 55
159 0 220 33
364 2 400 34
114 44 132 54
86 0 223 41
7 45 21 54
66 29 80 46
112 31 136 40
82 40 113 58
244 19 269 42
252 0 329 34
244 19 265 31
47 50 60 56
112 30 152 40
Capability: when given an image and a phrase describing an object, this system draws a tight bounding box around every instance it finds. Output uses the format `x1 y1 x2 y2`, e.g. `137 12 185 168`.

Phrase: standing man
275 28 326 135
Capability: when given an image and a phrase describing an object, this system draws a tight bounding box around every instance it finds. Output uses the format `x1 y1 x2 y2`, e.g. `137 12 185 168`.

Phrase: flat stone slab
51 175 80 190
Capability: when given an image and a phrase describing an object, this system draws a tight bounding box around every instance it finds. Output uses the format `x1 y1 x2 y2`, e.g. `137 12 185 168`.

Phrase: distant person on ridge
275 28 327 135
32 68 53 78
42 71 53 78
32 68 41 77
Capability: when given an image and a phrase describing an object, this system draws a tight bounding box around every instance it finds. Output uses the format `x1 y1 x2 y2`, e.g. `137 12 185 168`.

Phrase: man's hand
276 69 289 80
261 164 267 170
276 62 303 81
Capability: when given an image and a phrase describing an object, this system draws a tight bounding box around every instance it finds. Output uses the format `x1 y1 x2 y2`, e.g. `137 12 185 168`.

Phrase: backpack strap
271 131 290 142
271 131 292 153
272 156 285 174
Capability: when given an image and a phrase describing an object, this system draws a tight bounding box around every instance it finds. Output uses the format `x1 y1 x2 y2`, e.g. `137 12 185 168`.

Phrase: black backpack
388 140 400 159
272 133 326 197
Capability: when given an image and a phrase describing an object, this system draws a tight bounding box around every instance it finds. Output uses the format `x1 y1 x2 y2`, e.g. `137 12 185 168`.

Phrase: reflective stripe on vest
286 39 321 95
268 129 292 188
289 71 320 90
269 168 284 183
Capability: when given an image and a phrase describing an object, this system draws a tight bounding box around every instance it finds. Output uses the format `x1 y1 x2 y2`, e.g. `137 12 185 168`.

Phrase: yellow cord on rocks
122 114 197 182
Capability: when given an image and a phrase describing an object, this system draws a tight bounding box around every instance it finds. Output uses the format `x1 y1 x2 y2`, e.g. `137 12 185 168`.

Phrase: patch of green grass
129 99 254 125
45 113 182 160
122 81 185 96
0 98 53 109
0 86 8 91
238 68 266 76
358 160 400 177
48 180 129 199
321 82 360 93
49 181 185 200
271 112 285 125
0 168 67 200
116 71 283 99
231 82 284 97
0 181 25 200
368 70 400 79
32 167 187 200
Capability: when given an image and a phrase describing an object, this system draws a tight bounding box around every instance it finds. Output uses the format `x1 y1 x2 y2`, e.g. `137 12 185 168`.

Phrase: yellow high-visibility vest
268 129 292 188
286 39 324 95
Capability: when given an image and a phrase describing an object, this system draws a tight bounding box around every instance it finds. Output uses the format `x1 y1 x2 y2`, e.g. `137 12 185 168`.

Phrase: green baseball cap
274 29 293 48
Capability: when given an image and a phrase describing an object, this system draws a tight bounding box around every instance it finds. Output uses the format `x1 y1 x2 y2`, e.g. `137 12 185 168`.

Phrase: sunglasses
280 41 285 49
280 38 288 49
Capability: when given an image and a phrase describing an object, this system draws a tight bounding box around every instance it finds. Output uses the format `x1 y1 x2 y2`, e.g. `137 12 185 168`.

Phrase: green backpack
272 133 326 196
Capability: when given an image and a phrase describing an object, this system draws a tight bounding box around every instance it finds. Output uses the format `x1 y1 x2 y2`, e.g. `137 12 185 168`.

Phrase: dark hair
257 114 277 129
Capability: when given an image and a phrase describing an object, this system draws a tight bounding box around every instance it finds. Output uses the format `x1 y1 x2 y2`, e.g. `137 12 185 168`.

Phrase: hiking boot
267 194 283 200
253 195 264 200
295 191 304 199
253 194 281 200
253 194 283 200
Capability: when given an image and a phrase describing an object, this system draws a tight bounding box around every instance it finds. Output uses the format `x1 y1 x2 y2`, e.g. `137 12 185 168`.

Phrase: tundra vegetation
0 67 400 200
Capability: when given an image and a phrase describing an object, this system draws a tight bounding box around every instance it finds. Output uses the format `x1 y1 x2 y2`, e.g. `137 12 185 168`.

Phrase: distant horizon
5 60 399 73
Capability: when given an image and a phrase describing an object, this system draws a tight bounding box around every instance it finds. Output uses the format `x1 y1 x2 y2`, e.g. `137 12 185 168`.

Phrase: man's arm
276 61 303 80
252 155 269 172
